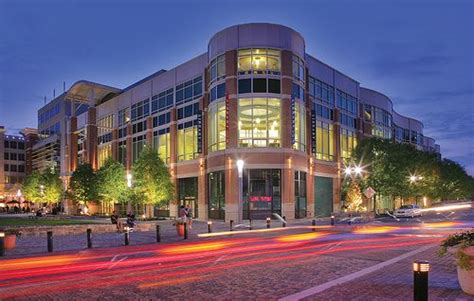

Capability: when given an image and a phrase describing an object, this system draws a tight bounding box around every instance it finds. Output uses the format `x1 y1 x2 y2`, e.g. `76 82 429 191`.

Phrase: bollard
331 215 335 226
0 232 4 256
124 226 130 246
230 220 234 231
283 216 286 228
184 222 188 239
47 231 53 252
207 221 212 233
86 229 92 248
413 260 429 301
312 219 316 232
249 219 253 230
266 217 271 229
156 225 161 243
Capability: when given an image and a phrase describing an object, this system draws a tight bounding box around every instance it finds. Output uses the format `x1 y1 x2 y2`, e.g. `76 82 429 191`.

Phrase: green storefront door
315 176 333 217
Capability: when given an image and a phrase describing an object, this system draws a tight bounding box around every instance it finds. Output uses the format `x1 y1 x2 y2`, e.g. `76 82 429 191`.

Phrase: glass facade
238 98 281 148
97 144 112 168
315 120 334 161
340 128 357 159
294 171 307 218
153 129 170 164
238 48 281 74
293 101 306 151
132 135 146 163
243 169 281 220
177 121 198 161
209 54 225 82
208 171 225 219
208 101 226 152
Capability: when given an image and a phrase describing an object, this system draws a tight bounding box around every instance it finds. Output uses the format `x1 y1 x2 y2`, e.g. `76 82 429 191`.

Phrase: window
118 108 130 126
313 103 333 120
210 83 226 103
208 171 225 219
118 141 127 166
339 113 357 128
153 112 171 128
177 121 198 161
10 165 17 172
9 141 17 149
309 77 334 105
337 90 358 115
153 128 170 163
411 130 418 144
98 114 114 144
292 55 305 82
132 120 147 134
152 88 174 113
315 120 334 161
18 142 25 149
238 79 281 94
209 55 225 82
294 171 307 219
402 128 410 143
38 103 61 125
208 101 226 152
132 135 146 163
238 98 281 148
238 48 281 74
293 101 306 151
10 153 17 161
340 128 357 159
4 153 8 160
292 83 304 101
118 127 127 139
131 99 150 121
18 165 25 173
98 144 112 168
176 76 202 105
4 164 9 172
177 103 200 120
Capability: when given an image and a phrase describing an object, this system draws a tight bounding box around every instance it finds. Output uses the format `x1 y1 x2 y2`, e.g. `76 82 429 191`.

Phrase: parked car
394 204 422 218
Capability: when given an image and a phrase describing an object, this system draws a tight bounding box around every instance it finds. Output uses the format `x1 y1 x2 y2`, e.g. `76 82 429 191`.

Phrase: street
0 208 473 300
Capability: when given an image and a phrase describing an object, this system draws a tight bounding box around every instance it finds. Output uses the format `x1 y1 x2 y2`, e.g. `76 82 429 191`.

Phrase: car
394 204 422 218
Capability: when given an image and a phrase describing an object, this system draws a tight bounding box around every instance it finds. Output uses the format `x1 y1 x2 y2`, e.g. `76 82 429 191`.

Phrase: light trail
421 203 471 212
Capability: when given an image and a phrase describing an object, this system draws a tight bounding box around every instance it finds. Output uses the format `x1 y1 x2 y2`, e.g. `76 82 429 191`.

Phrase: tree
345 180 363 211
41 169 63 204
22 171 43 204
67 163 98 207
96 158 128 208
132 145 174 205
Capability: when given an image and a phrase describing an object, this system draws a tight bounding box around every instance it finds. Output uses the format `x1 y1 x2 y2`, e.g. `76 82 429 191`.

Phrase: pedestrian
185 204 193 229
111 210 122 232
179 205 187 222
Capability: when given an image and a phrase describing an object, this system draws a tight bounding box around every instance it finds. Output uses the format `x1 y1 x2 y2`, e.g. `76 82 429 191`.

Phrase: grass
0 217 104 227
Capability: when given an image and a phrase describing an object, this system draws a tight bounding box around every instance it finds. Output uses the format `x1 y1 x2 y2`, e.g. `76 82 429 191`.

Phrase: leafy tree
132 145 174 205
67 163 98 207
96 158 128 206
41 169 63 204
22 171 43 204
345 180 363 211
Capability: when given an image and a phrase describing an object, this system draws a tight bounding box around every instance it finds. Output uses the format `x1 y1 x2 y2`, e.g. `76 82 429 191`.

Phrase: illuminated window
118 141 126 166
238 98 281 148
210 55 225 82
132 135 146 163
177 121 198 161
315 120 334 161
153 128 170 164
208 101 226 152
238 49 281 74
293 101 306 151
340 128 357 159
97 144 112 168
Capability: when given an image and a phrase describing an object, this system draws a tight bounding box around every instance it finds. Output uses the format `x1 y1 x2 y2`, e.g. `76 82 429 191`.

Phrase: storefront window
238 48 281 74
294 171 307 219
177 121 198 161
208 101 226 152
238 98 281 148
208 171 225 219
316 121 334 161
97 144 112 168
243 169 281 219
340 128 357 159
294 101 306 151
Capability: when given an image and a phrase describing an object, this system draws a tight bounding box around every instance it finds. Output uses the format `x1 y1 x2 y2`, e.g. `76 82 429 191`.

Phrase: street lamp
126 173 133 188
343 164 364 178
236 159 244 224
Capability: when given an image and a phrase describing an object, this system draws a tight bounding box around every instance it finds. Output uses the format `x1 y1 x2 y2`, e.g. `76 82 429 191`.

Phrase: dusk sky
0 0 473 175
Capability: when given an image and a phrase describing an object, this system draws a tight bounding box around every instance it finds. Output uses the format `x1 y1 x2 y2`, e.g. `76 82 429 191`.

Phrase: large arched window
238 98 281 148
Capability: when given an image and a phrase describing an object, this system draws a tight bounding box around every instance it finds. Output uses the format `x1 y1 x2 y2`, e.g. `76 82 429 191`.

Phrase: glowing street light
354 166 363 175
343 164 364 177
126 173 133 188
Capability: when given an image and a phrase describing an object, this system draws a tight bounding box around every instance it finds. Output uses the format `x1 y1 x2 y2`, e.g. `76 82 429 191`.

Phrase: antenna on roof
63 81 66 92
53 89 56 98
44 96 46 105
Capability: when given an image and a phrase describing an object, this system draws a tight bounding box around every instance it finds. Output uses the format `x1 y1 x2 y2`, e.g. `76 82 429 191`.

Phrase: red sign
249 196 272 202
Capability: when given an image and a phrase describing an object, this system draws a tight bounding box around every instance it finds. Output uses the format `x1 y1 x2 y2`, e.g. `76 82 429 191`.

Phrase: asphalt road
0 208 472 300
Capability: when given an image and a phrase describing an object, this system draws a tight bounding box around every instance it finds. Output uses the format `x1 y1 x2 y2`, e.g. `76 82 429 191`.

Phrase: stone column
111 128 118 161
169 108 178 218
69 116 78 173
86 107 98 170
306 159 315 218
146 116 153 146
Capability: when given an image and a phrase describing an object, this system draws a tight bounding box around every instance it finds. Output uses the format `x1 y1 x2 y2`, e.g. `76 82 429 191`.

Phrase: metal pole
184 222 188 239
230 220 234 231
413 260 429 301
47 231 53 252
0 233 4 256
124 227 130 246
312 219 316 232
331 215 335 226
156 225 161 243
86 229 92 248
207 221 212 233
249 219 253 230
238 175 243 224
266 217 271 229
283 216 286 228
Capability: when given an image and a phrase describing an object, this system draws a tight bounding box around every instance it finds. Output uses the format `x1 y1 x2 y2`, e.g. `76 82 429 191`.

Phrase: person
179 205 187 222
126 211 136 230
111 211 122 232
185 204 193 229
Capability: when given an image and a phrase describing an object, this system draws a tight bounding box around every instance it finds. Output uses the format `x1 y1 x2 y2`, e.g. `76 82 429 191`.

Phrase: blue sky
0 0 473 175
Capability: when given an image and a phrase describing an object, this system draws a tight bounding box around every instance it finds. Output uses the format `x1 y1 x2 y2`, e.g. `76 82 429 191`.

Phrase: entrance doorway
243 169 281 220
178 177 198 218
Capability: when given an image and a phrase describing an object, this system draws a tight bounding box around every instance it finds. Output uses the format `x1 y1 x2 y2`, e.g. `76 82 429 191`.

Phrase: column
86 107 98 170
169 108 178 218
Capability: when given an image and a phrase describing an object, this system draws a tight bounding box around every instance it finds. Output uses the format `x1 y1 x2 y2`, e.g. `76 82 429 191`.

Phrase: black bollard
156 225 161 243
0 232 4 256
86 229 92 248
312 219 316 232
184 222 188 239
249 219 253 230
331 215 335 226
283 216 286 228
207 221 212 233
47 231 53 252
124 227 130 246
266 217 271 229
230 220 234 231
413 260 429 301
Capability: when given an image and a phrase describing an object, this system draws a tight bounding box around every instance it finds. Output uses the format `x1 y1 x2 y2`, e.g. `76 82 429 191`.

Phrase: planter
450 246 474 295
176 223 184 237
4 234 16 250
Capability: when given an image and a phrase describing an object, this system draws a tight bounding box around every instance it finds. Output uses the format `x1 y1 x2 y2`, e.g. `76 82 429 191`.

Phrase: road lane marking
279 244 434 301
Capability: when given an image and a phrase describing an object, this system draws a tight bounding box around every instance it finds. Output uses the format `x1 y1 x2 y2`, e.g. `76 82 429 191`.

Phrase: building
37 23 439 220
0 126 38 204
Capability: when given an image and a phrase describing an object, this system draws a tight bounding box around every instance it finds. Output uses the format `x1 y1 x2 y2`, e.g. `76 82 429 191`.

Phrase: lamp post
236 160 244 224
126 172 132 214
